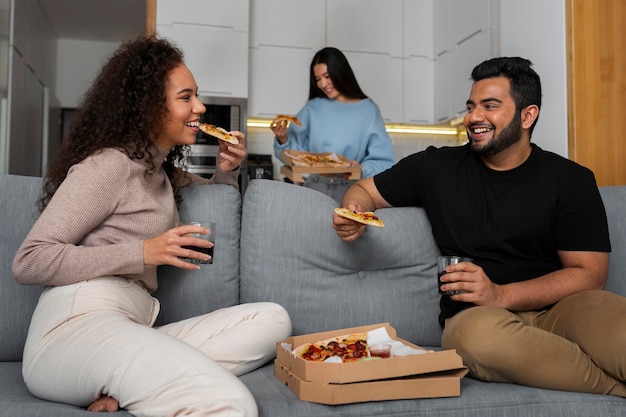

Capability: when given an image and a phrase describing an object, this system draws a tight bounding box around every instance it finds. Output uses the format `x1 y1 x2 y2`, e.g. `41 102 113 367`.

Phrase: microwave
187 96 248 193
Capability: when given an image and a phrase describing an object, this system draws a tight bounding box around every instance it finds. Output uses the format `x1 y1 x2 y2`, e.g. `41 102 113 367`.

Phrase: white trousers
22 276 292 417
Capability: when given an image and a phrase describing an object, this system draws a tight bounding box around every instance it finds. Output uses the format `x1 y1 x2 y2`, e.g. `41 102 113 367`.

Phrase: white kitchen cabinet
250 49 405 123
448 0 491 49
11 0 56 90
434 29 492 122
403 0 435 124
249 0 325 50
433 51 452 123
156 0 249 98
156 0 248 32
404 56 434 124
343 52 404 123
448 29 492 116
157 24 248 97
433 0 493 122
247 0 325 118
248 46 312 118
5 0 55 176
403 0 434 59
433 0 451 56
434 0 491 55
8 52 44 176
326 0 404 58
247 0 493 125
247 0 454 125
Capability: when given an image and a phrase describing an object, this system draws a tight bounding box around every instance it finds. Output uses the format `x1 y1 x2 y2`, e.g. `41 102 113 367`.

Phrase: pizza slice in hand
334 208 384 227
272 114 302 127
198 123 240 145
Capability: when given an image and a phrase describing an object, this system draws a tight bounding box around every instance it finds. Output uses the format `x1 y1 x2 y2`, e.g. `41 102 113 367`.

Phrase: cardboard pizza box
279 150 361 183
274 323 468 404
274 360 467 405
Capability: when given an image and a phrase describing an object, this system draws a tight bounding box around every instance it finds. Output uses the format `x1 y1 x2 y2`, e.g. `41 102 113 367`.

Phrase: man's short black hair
471 57 542 135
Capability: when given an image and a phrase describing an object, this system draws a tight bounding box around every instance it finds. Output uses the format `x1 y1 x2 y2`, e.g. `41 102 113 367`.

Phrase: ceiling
39 0 146 42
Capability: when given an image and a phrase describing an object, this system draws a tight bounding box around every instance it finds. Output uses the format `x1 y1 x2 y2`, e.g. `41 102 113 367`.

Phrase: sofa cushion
153 183 242 325
600 186 626 297
0 175 242 360
0 362 132 416
0 175 45 361
240 362 626 417
240 179 443 347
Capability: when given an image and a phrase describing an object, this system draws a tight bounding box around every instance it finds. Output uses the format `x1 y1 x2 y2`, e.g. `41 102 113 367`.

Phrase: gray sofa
1 173 625 416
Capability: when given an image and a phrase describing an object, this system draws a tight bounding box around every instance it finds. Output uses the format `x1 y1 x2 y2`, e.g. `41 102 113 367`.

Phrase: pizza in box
292 332 370 363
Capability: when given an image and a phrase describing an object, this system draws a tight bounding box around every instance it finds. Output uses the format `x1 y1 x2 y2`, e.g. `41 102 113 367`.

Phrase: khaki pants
442 290 626 396
22 276 292 417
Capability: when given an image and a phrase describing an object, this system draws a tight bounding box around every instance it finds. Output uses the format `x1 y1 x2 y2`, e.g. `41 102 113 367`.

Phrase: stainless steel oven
186 96 248 193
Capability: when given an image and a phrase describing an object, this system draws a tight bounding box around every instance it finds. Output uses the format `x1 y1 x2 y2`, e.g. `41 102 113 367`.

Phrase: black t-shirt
374 143 611 325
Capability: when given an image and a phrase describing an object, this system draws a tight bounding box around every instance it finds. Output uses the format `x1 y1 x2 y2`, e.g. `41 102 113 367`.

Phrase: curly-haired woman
12 35 291 416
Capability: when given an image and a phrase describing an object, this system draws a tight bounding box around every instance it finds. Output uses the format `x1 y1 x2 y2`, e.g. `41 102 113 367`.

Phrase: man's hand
333 178 390 242
439 261 503 306
332 211 366 242
442 250 608 311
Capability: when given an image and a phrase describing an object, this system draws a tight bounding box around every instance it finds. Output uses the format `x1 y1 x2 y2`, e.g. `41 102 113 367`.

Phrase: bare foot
87 395 119 412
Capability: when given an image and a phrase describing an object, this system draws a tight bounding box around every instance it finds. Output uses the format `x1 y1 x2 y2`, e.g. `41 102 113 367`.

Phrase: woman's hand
216 131 247 172
143 224 213 270
270 119 288 144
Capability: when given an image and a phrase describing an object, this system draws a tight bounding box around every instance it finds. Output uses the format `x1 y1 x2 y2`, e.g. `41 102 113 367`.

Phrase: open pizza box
274 323 468 405
279 150 361 183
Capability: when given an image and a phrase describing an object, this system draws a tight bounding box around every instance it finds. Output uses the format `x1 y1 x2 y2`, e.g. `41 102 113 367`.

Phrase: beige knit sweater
12 146 238 292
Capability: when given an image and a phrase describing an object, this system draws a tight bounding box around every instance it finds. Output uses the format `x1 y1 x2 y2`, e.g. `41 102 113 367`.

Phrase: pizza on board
293 333 370 362
282 151 352 168
334 207 384 227
198 123 240 145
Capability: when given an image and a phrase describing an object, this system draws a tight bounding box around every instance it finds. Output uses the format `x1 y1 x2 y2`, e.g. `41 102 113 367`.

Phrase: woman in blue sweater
272 47 395 204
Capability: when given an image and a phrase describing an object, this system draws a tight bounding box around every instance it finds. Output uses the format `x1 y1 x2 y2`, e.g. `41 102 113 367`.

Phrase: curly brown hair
39 35 190 212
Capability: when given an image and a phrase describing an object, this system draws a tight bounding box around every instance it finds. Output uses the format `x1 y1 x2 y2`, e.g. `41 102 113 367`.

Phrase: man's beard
470 112 522 157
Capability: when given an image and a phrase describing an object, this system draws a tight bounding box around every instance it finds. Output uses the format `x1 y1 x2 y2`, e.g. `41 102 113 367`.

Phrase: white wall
55 38 120 108
499 0 568 157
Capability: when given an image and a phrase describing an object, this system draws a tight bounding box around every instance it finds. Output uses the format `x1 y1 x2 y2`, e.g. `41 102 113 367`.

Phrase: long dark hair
471 56 542 136
308 47 368 101
39 35 189 212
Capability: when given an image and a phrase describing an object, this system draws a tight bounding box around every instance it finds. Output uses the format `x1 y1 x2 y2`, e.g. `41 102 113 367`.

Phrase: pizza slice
198 123 240 145
293 333 370 362
273 114 302 127
334 207 384 227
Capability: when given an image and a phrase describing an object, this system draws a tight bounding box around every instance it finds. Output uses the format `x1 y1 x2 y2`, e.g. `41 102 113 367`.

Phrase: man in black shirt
333 57 626 396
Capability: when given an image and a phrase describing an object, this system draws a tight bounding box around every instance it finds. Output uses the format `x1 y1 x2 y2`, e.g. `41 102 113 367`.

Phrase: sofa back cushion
0 175 45 361
0 175 241 361
240 180 443 347
600 186 626 297
153 184 242 325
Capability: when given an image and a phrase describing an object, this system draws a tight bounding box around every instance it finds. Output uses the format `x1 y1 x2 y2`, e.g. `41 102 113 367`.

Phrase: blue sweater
274 97 395 178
